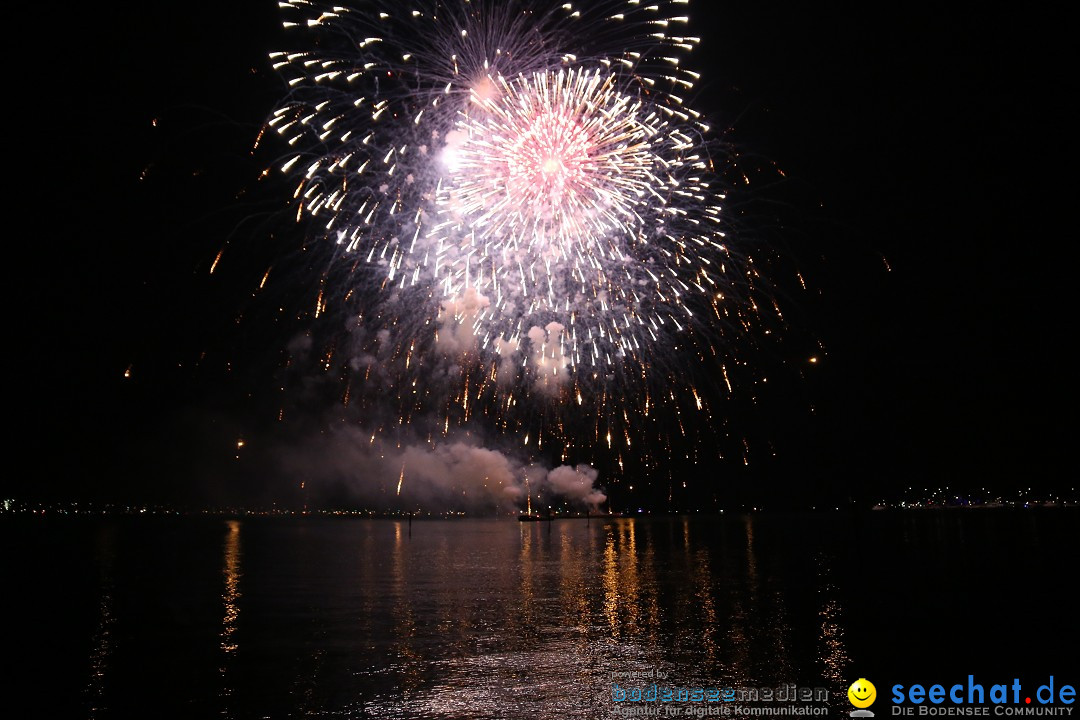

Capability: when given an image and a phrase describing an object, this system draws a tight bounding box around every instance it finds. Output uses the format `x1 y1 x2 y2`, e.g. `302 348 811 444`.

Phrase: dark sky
15 2 1072 508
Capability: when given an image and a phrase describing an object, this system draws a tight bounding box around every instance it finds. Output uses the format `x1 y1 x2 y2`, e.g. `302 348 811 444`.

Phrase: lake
6 511 1077 718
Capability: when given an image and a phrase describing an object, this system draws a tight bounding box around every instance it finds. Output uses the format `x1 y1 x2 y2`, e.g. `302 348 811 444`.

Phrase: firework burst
263 0 775 476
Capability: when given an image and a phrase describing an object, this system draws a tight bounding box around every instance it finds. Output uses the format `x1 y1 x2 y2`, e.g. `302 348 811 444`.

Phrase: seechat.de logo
890 675 1076 715
850 679 878 718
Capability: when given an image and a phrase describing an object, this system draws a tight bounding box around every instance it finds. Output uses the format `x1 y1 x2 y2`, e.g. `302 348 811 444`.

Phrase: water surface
7 511 1077 718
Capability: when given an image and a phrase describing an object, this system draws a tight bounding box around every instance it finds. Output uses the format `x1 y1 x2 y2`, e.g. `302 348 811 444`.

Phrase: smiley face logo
848 679 877 708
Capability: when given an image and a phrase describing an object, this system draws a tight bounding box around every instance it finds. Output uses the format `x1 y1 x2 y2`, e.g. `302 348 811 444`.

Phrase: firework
264 0 773 475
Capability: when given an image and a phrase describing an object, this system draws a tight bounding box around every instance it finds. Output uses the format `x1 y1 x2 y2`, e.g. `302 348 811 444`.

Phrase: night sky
17 2 1073 509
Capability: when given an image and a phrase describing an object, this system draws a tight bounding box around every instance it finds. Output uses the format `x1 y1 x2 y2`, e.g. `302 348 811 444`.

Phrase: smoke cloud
547 464 607 509
527 321 570 395
437 286 490 355
277 426 606 513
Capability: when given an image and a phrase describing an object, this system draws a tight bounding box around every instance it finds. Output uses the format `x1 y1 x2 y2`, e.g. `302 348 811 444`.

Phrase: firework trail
263 0 775 480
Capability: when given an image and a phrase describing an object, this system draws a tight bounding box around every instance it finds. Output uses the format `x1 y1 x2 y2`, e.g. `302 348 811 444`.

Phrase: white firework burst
263 0 769 468
433 64 725 376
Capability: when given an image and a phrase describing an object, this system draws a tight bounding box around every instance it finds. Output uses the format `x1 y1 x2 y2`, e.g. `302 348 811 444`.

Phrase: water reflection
219 520 242 715
815 549 850 696
86 524 117 719
556 524 590 636
391 520 424 695
601 524 620 636
690 542 719 668
518 522 538 634
62 515 872 718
